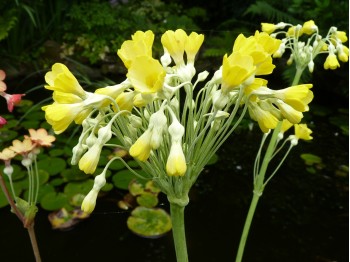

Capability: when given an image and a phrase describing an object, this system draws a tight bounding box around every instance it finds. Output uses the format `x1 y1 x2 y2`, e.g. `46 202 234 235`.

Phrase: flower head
294 124 313 140
9 137 35 155
129 130 152 162
0 148 16 161
81 173 106 213
161 29 188 65
0 116 7 128
26 128 56 147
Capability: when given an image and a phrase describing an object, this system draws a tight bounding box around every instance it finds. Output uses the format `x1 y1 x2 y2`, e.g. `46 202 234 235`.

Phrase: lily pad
136 192 158 208
40 192 69 211
145 180 161 194
112 170 138 190
129 180 144 196
64 179 94 199
61 166 88 181
300 153 322 165
37 157 66 176
0 190 9 208
0 130 18 143
127 206 172 238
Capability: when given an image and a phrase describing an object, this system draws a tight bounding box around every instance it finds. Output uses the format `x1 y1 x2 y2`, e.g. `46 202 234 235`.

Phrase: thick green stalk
27 224 42 262
170 202 188 262
292 67 304 85
235 192 260 262
235 123 282 262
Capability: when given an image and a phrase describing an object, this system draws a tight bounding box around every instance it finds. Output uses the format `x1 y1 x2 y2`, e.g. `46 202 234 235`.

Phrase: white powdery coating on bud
71 144 87 165
308 60 315 73
3 165 14 177
213 90 229 110
97 124 112 144
85 133 97 148
170 97 179 111
168 118 185 142
21 158 32 167
129 115 142 128
197 71 209 82
161 52 172 67
290 135 298 146
212 67 222 83
276 22 287 29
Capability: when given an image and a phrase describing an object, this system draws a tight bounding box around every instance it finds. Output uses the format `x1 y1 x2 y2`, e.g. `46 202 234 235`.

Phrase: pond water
0 109 348 262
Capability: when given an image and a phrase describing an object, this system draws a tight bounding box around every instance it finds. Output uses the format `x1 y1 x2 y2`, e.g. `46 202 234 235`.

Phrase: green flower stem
235 192 260 262
292 67 304 85
235 122 282 262
170 202 188 262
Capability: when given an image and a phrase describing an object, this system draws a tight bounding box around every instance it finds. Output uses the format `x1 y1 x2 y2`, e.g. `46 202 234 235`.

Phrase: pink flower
25 128 56 147
2 93 25 112
0 115 7 128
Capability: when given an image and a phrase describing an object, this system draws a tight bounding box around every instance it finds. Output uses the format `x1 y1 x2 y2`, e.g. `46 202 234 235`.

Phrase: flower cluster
0 129 55 205
43 29 315 213
0 69 25 127
261 20 349 72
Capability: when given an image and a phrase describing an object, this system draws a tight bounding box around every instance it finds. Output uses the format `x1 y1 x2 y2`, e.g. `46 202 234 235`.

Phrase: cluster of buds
42 28 321 213
0 70 25 127
0 129 55 205
261 20 349 73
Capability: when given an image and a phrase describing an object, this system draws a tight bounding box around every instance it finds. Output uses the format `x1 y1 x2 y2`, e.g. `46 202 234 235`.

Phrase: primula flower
81 173 106 213
261 23 278 34
324 53 340 69
126 55 166 94
301 20 317 35
221 52 255 93
9 137 35 155
185 32 205 64
79 144 103 174
166 142 187 176
2 93 24 112
129 130 153 161
248 99 280 133
117 30 154 69
26 128 56 147
294 124 313 140
115 90 135 111
0 116 7 128
0 148 16 161
161 29 188 65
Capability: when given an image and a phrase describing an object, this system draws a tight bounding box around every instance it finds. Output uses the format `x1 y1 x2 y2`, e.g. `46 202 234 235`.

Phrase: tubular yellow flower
280 119 293 133
248 101 280 133
324 53 340 69
45 63 87 99
301 20 317 35
261 23 277 34
274 84 313 112
221 52 255 93
273 100 303 124
79 144 103 174
185 32 204 64
129 130 152 161
95 83 128 100
81 173 106 214
117 30 154 68
115 90 135 111
42 102 85 134
166 142 187 176
254 31 282 55
337 45 349 62
161 29 188 65
294 124 313 140
127 56 166 94
333 31 348 43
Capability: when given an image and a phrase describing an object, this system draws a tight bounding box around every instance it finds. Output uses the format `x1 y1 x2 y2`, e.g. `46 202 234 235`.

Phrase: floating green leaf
40 192 69 211
101 182 113 192
136 192 158 208
127 207 172 238
207 153 219 165
300 153 322 165
129 180 144 196
112 170 138 190
37 157 66 176
64 179 94 199
61 166 88 181
0 130 18 143
49 149 65 157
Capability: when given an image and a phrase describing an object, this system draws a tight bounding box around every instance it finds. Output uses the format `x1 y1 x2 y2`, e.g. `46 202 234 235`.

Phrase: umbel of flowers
42 29 316 261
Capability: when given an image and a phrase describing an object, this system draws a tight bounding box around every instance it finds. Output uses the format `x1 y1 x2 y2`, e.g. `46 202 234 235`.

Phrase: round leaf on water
0 130 18 143
145 180 161 194
129 180 144 196
50 178 64 187
24 111 44 121
101 182 113 192
0 190 9 208
38 170 50 185
112 170 138 190
61 166 88 181
37 157 66 176
207 153 219 165
40 192 69 211
70 194 85 207
127 207 172 238
36 184 55 202
20 120 40 129
136 192 158 208
64 179 94 199
300 153 322 165
127 160 140 168
108 159 126 171
49 149 65 157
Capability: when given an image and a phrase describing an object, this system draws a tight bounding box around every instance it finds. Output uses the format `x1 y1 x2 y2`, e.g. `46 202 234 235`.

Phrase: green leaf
64 179 94 199
0 190 9 208
61 166 88 181
300 153 322 165
112 169 138 190
0 130 18 143
37 157 66 176
40 192 69 211
136 192 158 208
127 207 172 238
49 149 65 157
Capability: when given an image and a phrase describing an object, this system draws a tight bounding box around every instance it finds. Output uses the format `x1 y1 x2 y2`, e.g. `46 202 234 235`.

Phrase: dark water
0 110 348 262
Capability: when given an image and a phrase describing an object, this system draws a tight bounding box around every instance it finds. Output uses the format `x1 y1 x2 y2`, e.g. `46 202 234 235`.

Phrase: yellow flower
45 63 87 99
248 100 280 133
81 173 106 214
95 83 128 100
324 53 340 70
221 52 255 93
286 26 302 37
254 31 281 55
115 90 135 111
126 55 166 94
261 23 277 34
333 31 348 43
185 32 204 64
166 142 187 176
42 102 85 134
26 128 56 147
274 84 313 112
273 99 304 124
244 78 268 96
161 29 188 65
338 45 349 62
280 119 293 133
129 130 152 161
294 124 313 140
301 20 317 35
117 30 154 68
79 144 103 174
